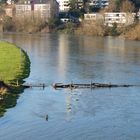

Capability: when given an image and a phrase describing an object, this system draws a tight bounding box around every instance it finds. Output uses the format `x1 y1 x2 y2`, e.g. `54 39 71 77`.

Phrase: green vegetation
59 22 76 34
0 41 30 85
0 41 30 117
0 92 19 117
104 23 120 36
0 80 25 117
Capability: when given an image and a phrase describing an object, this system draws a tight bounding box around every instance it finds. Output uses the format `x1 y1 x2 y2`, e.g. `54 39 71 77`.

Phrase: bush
48 18 62 30
14 16 47 33
75 21 105 36
123 23 140 40
3 16 15 32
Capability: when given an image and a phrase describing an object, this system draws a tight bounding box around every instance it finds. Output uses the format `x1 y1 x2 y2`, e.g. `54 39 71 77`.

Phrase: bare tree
120 0 135 12
0 6 5 17
107 0 117 12
102 0 121 12
100 0 135 13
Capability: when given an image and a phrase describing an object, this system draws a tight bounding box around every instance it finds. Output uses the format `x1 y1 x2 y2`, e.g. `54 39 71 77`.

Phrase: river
0 33 140 140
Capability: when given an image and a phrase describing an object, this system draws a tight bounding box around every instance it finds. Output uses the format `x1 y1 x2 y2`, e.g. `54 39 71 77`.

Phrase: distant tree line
68 0 140 18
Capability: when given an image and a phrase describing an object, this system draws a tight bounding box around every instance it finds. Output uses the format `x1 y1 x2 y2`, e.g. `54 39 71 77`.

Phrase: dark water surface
0 33 140 140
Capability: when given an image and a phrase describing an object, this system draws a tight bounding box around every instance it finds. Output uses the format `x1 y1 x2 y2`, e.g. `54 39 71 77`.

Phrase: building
137 9 140 20
59 0 70 12
15 0 59 21
59 0 83 12
77 0 84 9
89 0 109 8
84 13 103 21
104 12 127 27
104 12 135 27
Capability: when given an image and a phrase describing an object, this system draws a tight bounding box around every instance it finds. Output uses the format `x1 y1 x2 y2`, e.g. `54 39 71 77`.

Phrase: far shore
2 29 140 42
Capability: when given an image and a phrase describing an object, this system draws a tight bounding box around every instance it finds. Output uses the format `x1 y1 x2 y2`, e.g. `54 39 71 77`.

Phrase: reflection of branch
53 82 134 89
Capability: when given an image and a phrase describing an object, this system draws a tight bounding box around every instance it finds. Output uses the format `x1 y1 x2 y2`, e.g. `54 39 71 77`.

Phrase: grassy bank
0 41 30 85
0 41 30 117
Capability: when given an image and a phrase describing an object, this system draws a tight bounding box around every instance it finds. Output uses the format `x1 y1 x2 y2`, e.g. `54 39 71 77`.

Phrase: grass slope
0 41 30 85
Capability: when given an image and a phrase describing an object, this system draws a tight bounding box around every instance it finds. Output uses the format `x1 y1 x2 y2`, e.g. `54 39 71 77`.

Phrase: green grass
0 41 30 85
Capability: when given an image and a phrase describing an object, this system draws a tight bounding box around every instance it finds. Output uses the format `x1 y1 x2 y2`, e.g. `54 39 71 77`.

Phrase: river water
0 33 140 140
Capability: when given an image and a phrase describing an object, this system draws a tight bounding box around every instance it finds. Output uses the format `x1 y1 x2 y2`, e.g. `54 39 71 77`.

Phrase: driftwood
22 82 138 89
22 83 46 89
52 83 133 89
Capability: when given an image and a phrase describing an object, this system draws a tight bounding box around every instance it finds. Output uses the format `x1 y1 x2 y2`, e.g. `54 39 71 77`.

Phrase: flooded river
0 33 140 140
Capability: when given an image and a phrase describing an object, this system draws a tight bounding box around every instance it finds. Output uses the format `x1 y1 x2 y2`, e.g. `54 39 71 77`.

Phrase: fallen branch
52 83 134 89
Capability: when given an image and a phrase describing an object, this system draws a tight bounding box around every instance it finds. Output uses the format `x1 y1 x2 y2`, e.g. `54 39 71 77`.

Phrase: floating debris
52 82 134 89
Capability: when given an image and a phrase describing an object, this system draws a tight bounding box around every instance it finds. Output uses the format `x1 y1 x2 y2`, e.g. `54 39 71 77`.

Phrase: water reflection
2 33 140 84
57 35 70 81
0 93 19 117
1 33 140 140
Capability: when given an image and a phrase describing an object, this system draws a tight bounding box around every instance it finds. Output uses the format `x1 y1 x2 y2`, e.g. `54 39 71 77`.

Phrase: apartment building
59 0 70 12
89 0 109 8
84 12 135 27
104 13 126 27
84 13 103 21
59 0 83 12
15 0 59 21
138 9 140 20
104 12 135 27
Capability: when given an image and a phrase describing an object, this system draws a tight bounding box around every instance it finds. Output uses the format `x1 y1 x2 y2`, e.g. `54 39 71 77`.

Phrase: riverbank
3 17 140 41
71 21 140 41
0 41 30 86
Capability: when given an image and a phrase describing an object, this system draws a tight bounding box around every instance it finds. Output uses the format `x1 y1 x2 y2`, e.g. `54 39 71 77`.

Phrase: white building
138 9 140 20
59 0 70 12
89 0 109 8
104 13 126 27
104 12 135 27
84 13 103 21
59 0 83 12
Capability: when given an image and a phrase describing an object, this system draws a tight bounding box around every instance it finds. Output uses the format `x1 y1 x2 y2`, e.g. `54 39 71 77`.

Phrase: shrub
3 16 15 31
14 15 47 33
123 23 140 40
